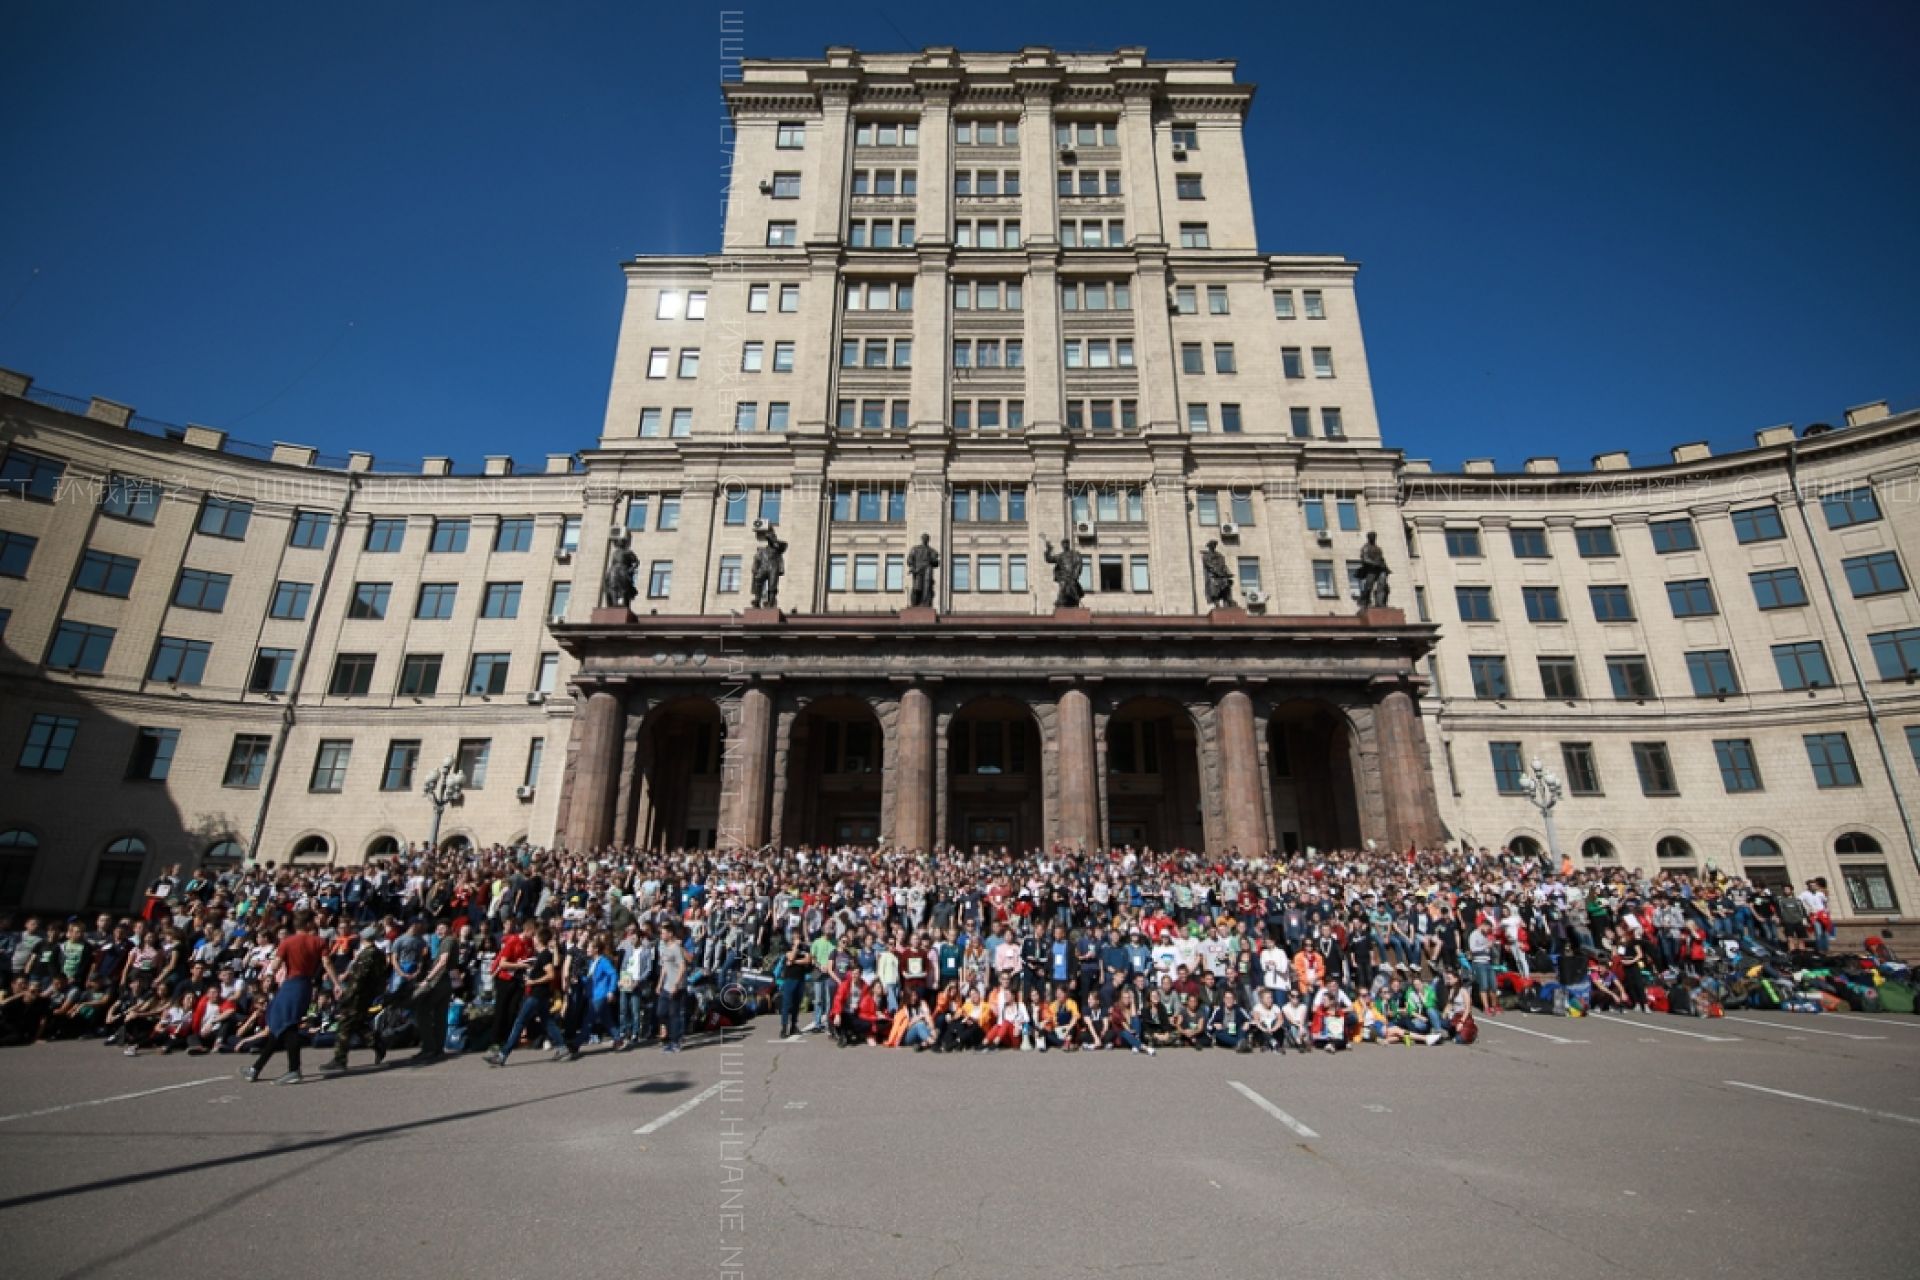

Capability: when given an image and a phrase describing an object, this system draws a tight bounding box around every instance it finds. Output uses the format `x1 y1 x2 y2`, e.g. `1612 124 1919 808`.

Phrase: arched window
105 836 147 857
290 835 331 862
204 840 244 861
1580 836 1616 861
365 835 401 859
440 834 472 854
1739 834 1783 861
1835 831 1882 857
1656 835 1693 862
0 830 38 850
1508 835 1544 860
0 830 37 908
89 838 149 910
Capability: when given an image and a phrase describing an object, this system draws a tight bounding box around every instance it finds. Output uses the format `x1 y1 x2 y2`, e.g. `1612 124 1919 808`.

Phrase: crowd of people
1 837 1904 1082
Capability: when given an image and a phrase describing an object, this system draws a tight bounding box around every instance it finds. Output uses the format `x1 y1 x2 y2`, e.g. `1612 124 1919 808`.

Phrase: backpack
1877 981 1916 1015
1453 1011 1479 1045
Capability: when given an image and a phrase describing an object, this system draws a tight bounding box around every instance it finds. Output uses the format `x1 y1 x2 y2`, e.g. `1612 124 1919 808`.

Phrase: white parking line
1475 1018 1586 1045
1588 1013 1740 1042
1724 1081 1920 1127
1724 1016 1886 1041
1816 1011 1920 1031
634 1080 732 1136
1228 1081 1320 1139
0 1075 232 1125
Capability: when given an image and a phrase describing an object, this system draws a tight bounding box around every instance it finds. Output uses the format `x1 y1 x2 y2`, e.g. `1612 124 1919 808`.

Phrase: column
1216 688 1268 855
809 84 855 245
1118 82 1165 245
720 685 775 851
1056 686 1100 851
893 687 935 850
569 687 625 851
1372 679 1443 850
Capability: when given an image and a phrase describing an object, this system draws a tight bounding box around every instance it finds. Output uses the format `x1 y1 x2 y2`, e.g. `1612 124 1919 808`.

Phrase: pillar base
590 607 633 625
742 607 786 624
1358 606 1406 625
1208 606 1251 625
898 606 939 623
1052 606 1092 623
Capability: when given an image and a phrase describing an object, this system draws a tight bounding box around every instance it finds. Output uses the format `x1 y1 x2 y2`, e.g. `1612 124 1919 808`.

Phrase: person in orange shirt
1292 946 1325 992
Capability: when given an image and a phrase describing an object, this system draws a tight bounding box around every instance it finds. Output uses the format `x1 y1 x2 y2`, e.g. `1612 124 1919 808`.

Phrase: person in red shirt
487 919 537 1054
246 911 324 1084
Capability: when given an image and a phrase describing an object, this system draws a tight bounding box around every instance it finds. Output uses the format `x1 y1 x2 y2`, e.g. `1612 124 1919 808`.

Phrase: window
197 496 252 540
1175 174 1204 200
646 348 670 378
523 738 545 789
1522 586 1564 622
1588 584 1635 622
1632 742 1677 795
951 556 971 592
1178 223 1210 248
223 734 272 788
467 652 512 696
1302 290 1326 320
1509 527 1550 559
1321 408 1344 439
1490 742 1526 793
1561 742 1601 795
1710 738 1764 795
547 581 571 621
1215 345 1238 375
481 582 522 619
1538 657 1581 699
1311 348 1335 378
1684 649 1740 696
1313 561 1336 598
167 568 225 612
1870 627 1920 680
776 121 804 149
1607 655 1654 699
1739 834 1782 862
89 843 148 910
0 529 36 577
560 517 581 552
1171 123 1198 150
1822 488 1880 529
430 519 470 553
382 740 421 791
269 580 311 620
1844 551 1907 597
1836 831 1882 856
654 500 678 532
48 621 115 673
492 516 535 553
416 583 458 619
148 636 211 686
127 727 179 781
1751 567 1808 609
1805 733 1860 787
766 222 797 246
1666 578 1717 618
398 653 442 697
1655 836 1694 863
747 284 769 313
1575 525 1617 558
365 517 406 552
348 581 391 620
100 474 162 524
668 409 692 437
1469 655 1510 699
1288 407 1312 438
328 653 376 697
770 171 800 199
1099 556 1125 593
75 549 138 597
647 561 672 598
250 648 295 694
1731 505 1785 544
1648 517 1698 553
1456 586 1495 622
774 340 796 371
854 120 919 146
0 449 64 500
1772 641 1832 690
1444 528 1482 558
1336 499 1359 532
20 714 79 771
310 740 351 792
1842 864 1900 914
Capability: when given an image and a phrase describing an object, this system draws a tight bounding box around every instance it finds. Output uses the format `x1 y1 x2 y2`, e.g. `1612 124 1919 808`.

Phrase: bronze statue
907 532 940 607
751 524 788 609
602 534 639 609
1356 530 1391 608
1043 537 1086 608
1201 539 1235 608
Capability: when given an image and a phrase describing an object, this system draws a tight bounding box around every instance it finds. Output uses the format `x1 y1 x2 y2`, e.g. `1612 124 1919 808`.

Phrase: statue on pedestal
602 533 639 610
907 532 941 607
751 524 788 610
1201 539 1235 608
1356 531 1392 609
1043 537 1086 609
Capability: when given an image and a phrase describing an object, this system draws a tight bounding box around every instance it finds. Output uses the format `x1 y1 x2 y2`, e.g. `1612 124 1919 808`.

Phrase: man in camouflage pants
324 926 389 1072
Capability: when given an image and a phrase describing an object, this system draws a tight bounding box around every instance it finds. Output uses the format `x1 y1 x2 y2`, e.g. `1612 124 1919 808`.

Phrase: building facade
0 46 1914 923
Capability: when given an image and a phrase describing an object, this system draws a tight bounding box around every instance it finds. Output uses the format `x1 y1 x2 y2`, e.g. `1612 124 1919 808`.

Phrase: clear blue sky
4 2 1915 470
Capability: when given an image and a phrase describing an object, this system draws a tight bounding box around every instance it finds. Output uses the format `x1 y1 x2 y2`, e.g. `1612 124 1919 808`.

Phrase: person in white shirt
1259 940 1291 996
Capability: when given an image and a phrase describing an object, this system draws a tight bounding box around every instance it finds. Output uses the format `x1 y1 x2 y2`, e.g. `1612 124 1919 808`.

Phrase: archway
1104 696 1204 852
0 830 39 908
947 696 1043 853
633 697 725 850
782 696 883 847
1267 700 1362 854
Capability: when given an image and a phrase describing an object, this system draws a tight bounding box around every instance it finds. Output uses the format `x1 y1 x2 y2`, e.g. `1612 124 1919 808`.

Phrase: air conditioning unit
525 691 548 705
1244 589 1268 608
1171 146 1188 160
1315 529 1333 546
1058 146 1075 162
549 613 566 626
1074 519 1097 542
555 549 573 564
757 178 773 194
751 518 769 533
1218 522 1241 541
515 785 535 801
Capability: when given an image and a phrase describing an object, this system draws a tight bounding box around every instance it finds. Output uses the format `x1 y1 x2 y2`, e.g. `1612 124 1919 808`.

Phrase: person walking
323 926 390 1072
656 923 690 1052
485 926 576 1066
247 911 324 1085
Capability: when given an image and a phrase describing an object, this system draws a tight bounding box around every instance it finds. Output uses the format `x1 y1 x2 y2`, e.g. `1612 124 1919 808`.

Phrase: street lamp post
1516 753 1564 863
423 755 466 852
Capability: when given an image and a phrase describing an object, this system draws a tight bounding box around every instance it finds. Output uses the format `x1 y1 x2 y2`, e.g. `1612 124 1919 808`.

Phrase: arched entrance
1104 697 1204 852
634 697 725 850
1268 700 1362 854
947 697 1043 853
783 696 883 847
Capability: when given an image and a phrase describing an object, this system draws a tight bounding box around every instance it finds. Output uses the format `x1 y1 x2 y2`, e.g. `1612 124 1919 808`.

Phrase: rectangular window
717 554 742 595
1562 742 1602 795
1321 408 1344 438
310 740 352 792
1869 627 1920 680
481 582 522 619
0 529 38 577
127 726 179 781
767 402 790 432
747 284 768 313
1336 498 1359 531
1 449 66 500
765 222 797 246
1632 741 1678 795
289 510 331 549
647 347 670 378
1773 641 1833 690
365 517 406 552
1575 525 1617 558
1311 348 1335 378
75 549 139 597
771 172 800 199
951 555 971 592
19 714 80 771
224 733 272 788
1174 286 1197 314
1843 864 1901 914
1666 577 1717 618
1509 527 1550 558
1822 488 1881 529
100 474 162 524
1444 527 1483 558
677 349 700 377
328 653 376 697
381 739 421 791
734 403 758 432
548 581 570 620
1844 551 1908 597
1649 517 1698 553
827 555 847 592
48 621 115 673
534 651 558 695
249 647 294 694
1176 174 1204 200
1539 657 1581 699
1686 649 1741 696
1607 656 1654 699
1214 344 1237 374
467 653 511 696
197 496 253 540
1588 584 1635 622
647 561 672 598
494 517 535 552
266 579 310 621
1008 555 1028 593
1456 586 1496 622
1288 407 1312 438
1469 655 1511 699
456 738 491 789
416 583 458 619
397 653 442 696
1272 290 1295 319
1714 739 1763 793
1490 741 1526 793
1751 567 1808 609
854 554 879 592
347 581 390 620
430 518 469 553
1731 505 1785 543
669 408 692 437
1522 586 1564 622
776 121 804 149
524 737 545 789
1178 223 1210 248
1805 733 1860 788
1303 290 1326 319
561 516 582 551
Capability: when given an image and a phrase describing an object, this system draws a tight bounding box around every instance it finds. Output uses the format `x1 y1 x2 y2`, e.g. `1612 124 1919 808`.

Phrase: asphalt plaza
2 1009 1916 1279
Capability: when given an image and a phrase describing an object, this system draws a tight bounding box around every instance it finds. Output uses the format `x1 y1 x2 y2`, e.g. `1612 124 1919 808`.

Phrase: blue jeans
809 973 832 1029
779 980 804 1030
499 993 568 1062
656 988 686 1047
900 1021 933 1047
619 988 653 1042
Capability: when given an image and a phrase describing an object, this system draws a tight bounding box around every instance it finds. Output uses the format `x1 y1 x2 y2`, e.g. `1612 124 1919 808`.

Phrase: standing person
324 927 390 1072
487 918 536 1055
616 924 657 1051
486 926 576 1066
409 926 456 1063
248 911 323 1084
656 923 690 1053
777 934 813 1039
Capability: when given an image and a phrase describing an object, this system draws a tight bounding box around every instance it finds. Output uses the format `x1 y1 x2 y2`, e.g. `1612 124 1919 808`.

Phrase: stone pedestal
1358 606 1407 625
898 606 939 624
893 687 935 850
1056 686 1099 850
742 608 785 624
1209 606 1250 625
590 607 633 625
569 688 624 850
1052 606 1093 623
1216 688 1267 854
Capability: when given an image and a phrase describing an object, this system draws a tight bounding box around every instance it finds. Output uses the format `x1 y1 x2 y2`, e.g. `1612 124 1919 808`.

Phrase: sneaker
550 1048 570 1062
123 1045 138 1058
321 1059 346 1073
1131 1045 1141 1054
274 1071 302 1085
374 1043 387 1066
1145 1046 1156 1057
566 1048 583 1062
243 1065 259 1081
484 1051 505 1067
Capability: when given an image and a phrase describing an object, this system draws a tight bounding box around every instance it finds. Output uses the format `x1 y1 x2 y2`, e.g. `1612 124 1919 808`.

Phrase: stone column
721 685 775 851
569 687 625 851
1056 686 1100 851
1373 679 1443 850
1216 688 1267 855
893 687 935 850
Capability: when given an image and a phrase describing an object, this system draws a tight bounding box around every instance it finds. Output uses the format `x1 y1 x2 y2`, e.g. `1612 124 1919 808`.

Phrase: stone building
0 46 1914 924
